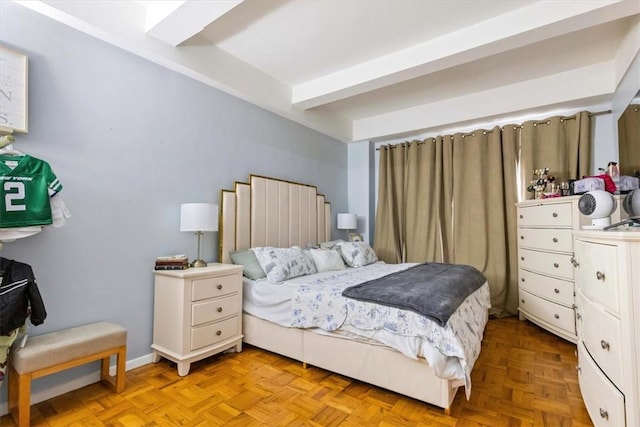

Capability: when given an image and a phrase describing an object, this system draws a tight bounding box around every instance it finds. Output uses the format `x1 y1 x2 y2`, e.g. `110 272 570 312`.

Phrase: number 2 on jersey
5 182 27 211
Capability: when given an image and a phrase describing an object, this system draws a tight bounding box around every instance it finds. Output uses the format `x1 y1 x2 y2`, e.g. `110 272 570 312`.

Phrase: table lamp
337 213 357 240
180 203 218 267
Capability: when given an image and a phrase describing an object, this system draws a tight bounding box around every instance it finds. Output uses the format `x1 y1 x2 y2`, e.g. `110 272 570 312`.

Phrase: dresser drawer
576 290 623 388
192 294 241 326
519 269 573 306
518 248 574 280
518 203 573 227
519 289 575 335
191 316 239 351
518 228 573 253
574 239 619 314
191 273 240 301
578 342 625 427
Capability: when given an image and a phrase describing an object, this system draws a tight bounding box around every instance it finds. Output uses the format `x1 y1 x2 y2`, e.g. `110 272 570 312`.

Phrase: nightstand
151 263 244 376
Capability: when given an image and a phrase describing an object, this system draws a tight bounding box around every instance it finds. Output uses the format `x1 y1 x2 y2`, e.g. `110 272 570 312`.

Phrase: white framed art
0 45 29 133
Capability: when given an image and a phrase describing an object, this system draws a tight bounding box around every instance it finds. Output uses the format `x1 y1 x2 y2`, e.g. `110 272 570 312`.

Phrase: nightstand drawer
192 294 241 326
518 203 573 227
518 228 573 253
192 273 240 301
578 342 625 427
191 316 239 351
577 290 623 388
519 269 573 306
519 248 573 280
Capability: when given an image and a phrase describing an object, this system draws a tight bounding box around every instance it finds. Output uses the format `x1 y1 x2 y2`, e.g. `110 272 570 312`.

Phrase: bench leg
8 365 32 427
100 345 126 393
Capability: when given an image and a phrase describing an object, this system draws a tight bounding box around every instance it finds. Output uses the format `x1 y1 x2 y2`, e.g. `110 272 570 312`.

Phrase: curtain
374 111 591 316
520 112 591 194
618 104 640 177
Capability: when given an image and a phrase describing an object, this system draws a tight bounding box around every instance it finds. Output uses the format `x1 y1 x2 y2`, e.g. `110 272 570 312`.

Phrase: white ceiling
17 0 640 143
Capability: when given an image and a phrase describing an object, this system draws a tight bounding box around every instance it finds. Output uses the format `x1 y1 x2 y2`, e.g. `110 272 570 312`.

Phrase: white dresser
517 197 585 342
152 263 244 376
573 229 640 427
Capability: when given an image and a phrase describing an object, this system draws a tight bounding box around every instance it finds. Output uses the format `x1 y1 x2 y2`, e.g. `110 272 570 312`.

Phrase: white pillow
310 248 345 272
251 246 317 283
335 241 378 268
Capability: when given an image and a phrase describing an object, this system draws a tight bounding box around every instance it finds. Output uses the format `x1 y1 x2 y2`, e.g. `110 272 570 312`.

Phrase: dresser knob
601 340 610 351
216 330 222 336
553 263 559 268
599 408 609 420
552 212 558 217
554 288 560 294
217 284 223 290
554 314 560 319
521 257 525 261
552 237 558 243
576 365 581 373
570 257 579 267
519 214 523 219
521 299 525 304
596 271 605 281
217 307 223 313
520 235 524 240
576 313 582 320
521 277 525 282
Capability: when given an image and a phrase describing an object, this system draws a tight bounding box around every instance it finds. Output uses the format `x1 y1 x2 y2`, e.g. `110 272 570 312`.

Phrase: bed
219 175 490 413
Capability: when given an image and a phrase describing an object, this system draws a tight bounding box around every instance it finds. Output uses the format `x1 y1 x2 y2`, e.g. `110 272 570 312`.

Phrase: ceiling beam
144 0 244 47
293 0 639 110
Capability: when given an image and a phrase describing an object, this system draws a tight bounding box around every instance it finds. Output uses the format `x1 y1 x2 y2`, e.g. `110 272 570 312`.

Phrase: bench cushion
12 322 126 374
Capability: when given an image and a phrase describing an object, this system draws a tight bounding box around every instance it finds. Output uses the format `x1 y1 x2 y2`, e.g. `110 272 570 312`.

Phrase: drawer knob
599 408 608 420
576 313 582 320
554 288 560 294
519 214 523 219
554 314 560 319
552 238 558 243
217 307 223 313
217 284 223 290
521 256 525 261
216 330 222 336
596 271 605 281
553 263 559 268
570 257 579 267
552 212 558 217
600 340 610 351
520 235 524 240
521 299 525 304
521 277 525 282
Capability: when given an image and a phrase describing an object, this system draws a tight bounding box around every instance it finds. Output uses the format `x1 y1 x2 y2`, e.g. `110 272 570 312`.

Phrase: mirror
617 91 640 178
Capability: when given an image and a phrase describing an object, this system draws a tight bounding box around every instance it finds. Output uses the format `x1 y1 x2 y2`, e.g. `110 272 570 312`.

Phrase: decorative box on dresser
573 229 640 427
152 263 244 376
516 196 586 342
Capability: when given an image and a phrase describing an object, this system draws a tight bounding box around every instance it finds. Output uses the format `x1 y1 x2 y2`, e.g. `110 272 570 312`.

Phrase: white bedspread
243 262 491 397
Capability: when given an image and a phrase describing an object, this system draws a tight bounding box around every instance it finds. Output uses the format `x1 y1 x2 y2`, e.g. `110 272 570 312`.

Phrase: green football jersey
0 154 63 227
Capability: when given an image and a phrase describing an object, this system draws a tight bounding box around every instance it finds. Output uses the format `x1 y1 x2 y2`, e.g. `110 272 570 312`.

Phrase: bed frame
219 175 461 413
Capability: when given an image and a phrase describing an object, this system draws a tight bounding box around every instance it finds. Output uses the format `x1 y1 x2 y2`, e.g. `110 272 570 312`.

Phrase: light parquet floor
1 316 593 426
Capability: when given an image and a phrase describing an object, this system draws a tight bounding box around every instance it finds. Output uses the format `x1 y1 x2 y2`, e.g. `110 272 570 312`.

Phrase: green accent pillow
229 249 266 280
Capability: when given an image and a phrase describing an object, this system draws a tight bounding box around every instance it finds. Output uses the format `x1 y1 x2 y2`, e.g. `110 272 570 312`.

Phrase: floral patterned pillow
251 246 317 283
335 241 378 268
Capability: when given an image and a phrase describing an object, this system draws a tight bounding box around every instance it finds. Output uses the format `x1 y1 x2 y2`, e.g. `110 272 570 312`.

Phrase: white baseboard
0 353 154 416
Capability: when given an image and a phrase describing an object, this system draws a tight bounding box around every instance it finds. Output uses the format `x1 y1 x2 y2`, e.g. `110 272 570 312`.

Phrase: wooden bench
7 322 127 427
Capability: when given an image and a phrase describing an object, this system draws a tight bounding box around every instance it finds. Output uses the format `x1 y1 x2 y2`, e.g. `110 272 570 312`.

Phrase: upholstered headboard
219 175 332 263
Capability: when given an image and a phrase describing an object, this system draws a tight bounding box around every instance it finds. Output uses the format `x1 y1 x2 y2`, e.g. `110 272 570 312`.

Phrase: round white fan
605 188 640 230
578 190 616 229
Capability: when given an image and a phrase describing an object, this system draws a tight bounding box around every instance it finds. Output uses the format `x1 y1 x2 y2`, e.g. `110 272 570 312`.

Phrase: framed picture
0 45 29 133
349 233 363 242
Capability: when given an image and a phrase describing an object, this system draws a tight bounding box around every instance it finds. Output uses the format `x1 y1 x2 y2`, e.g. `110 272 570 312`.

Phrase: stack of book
154 255 189 270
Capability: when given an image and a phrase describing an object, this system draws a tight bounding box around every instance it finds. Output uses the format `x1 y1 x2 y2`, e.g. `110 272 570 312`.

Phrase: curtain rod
375 109 612 150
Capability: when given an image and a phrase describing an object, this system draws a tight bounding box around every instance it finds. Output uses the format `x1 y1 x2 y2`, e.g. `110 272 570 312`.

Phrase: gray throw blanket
342 262 487 327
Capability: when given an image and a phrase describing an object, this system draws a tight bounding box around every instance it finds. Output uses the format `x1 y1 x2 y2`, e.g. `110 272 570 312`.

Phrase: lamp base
191 259 207 268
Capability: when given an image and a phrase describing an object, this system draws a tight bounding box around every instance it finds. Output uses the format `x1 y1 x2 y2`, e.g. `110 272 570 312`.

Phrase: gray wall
0 2 347 403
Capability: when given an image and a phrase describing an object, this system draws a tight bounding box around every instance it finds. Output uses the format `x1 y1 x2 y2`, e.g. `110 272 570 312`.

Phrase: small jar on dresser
516 196 585 342
573 229 640 427
152 263 244 376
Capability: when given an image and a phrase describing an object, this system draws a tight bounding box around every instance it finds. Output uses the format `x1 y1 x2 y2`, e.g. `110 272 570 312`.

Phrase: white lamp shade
337 213 357 230
180 203 218 232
